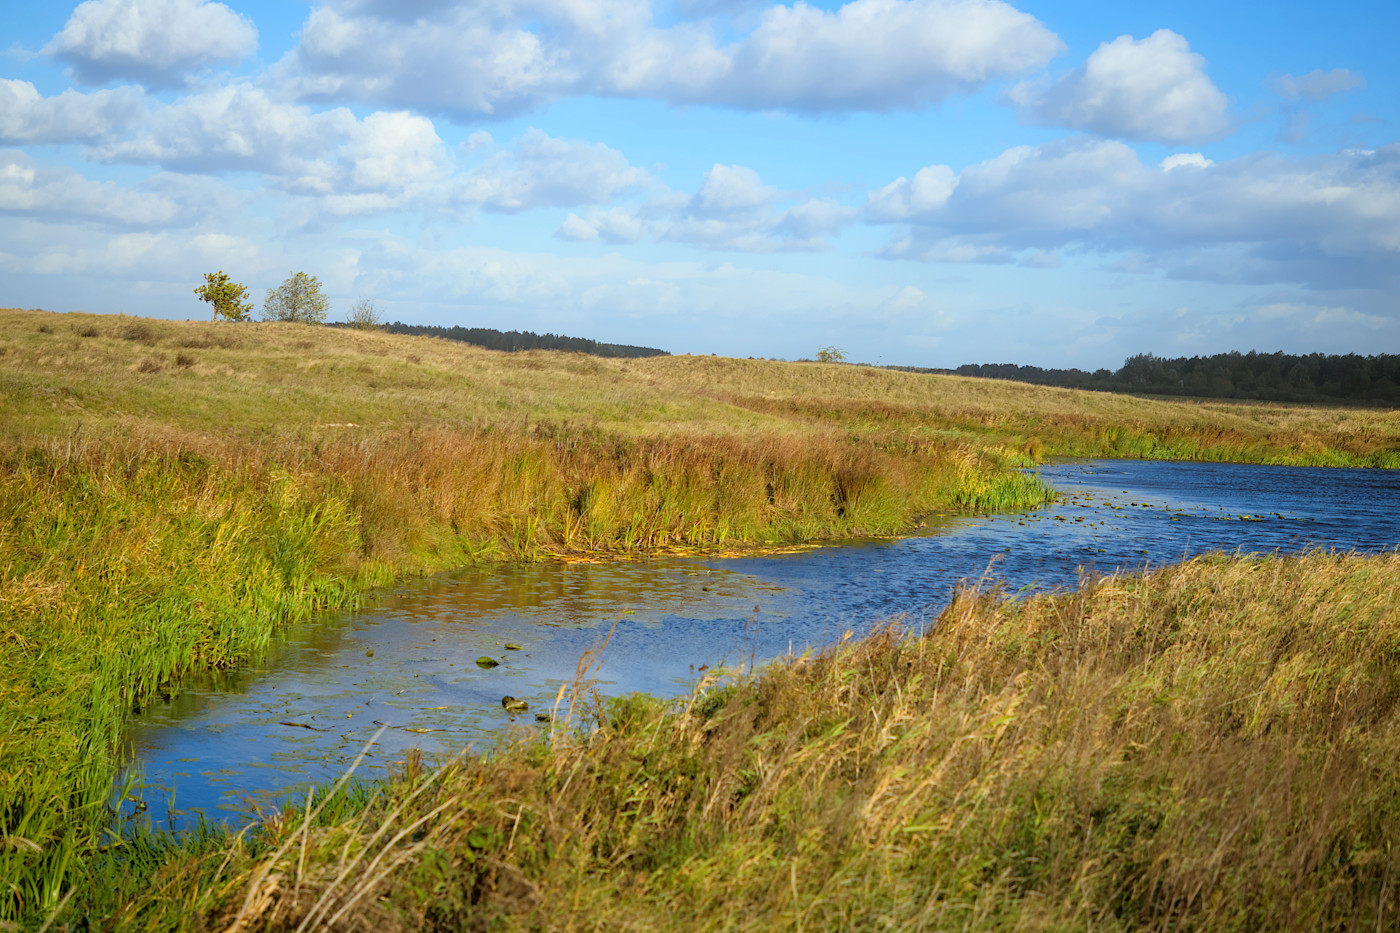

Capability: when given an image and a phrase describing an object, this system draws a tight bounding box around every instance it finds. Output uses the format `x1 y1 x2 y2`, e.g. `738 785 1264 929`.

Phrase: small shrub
178 331 237 350
346 297 383 330
74 324 100 338
175 352 195 368
36 323 52 334
119 322 159 346
136 357 163 374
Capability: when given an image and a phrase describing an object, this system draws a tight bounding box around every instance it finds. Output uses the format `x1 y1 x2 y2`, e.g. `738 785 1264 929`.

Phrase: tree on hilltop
194 271 252 321
262 271 330 324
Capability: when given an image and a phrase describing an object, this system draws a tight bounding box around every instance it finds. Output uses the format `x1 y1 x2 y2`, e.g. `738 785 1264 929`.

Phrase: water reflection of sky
121 460 1400 830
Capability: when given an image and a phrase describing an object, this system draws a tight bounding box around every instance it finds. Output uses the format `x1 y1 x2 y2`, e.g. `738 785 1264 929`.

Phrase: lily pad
504 643 523 651
476 656 500 669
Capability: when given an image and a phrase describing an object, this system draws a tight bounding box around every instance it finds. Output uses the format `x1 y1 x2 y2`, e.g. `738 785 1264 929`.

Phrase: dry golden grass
3 308 1396 466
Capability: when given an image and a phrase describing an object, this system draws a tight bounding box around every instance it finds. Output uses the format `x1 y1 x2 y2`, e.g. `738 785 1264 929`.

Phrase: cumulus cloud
866 164 957 220
666 164 853 250
346 236 900 341
279 4 570 120
867 138 1400 290
88 88 644 218
1159 152 1213 171
688 164 775 218
0 80 145 145
557 208 649 243
553 163 854 252
44 0 258 89
457 129 650 212
271 0 1062 118
0 150 225 228
1012 29 1231 143
1257 300 1387 331
91 85 355 175
648 0 1065 111
1268 68 1366 102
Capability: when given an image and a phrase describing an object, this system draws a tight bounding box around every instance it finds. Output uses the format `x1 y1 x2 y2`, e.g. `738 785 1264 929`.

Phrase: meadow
1 307 1398 927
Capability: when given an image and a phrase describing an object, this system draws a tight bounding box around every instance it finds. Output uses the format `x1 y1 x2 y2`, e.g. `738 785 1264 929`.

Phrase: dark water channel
121 460 1400 830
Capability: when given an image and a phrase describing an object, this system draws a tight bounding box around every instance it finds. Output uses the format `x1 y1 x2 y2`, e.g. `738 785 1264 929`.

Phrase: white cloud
554 163 854 252
1012 30 1230 143
349 237 902 336
91 91 643 218
43 0 258 89
1159 153 1213 171
0 80 145 145
660 164 854 251
688 164 775 218
91 85 356 175
274 4 573 120
866 164 957 220
271 0 1062 118
0 150 225 228
1257 300 1387 331
662 0 1065 111
338 112 450 193
556 208 650 243
881 234 1011 263
868 137 1400 291
1268 68 1366 102
1019 249 1060 268
457 129 650 212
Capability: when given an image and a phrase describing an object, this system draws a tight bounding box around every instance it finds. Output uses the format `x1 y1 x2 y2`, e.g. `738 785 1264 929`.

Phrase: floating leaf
476 656 500 669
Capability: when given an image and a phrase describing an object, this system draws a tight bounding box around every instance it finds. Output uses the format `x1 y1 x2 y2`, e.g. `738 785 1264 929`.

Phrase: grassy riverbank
1 306 1398 923
81 551 1400 930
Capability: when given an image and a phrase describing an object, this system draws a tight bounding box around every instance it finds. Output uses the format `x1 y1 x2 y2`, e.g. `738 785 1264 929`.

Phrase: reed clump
82 551 1400 931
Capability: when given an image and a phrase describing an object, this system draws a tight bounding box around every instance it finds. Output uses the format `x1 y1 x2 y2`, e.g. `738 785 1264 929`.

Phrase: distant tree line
898 351 1400 405
376 321 669 358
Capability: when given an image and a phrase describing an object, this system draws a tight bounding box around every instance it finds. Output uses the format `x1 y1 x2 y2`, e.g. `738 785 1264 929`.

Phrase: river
120 459 1400 829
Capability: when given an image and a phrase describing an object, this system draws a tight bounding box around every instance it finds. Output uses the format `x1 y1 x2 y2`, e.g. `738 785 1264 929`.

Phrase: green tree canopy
262 271 330 324
193 271 252 321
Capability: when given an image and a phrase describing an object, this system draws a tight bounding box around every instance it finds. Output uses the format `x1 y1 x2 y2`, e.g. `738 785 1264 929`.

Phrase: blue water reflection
121 460 1400 829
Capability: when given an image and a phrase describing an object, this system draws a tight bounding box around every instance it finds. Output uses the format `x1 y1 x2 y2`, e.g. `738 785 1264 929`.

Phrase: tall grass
76 551 1400 931
1 307 1396 925
0 420 1044 919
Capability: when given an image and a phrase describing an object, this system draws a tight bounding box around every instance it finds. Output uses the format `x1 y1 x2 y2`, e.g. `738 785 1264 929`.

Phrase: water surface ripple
122 460 1400 828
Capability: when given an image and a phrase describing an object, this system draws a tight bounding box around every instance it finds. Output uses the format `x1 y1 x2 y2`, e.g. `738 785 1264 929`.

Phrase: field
1 307 1398 927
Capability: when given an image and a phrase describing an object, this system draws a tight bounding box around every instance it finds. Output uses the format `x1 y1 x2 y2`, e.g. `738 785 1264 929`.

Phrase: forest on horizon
377 321 669 358
892 351 1400 405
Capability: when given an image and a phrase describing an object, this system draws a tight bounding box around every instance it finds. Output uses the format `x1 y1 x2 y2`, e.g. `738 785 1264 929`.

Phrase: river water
120 460 1400 829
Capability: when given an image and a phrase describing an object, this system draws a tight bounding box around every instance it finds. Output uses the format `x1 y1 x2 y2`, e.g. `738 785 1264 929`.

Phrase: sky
1 0 1396 368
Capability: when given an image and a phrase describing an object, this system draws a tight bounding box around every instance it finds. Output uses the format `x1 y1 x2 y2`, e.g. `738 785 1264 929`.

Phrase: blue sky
2 0 1396 367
